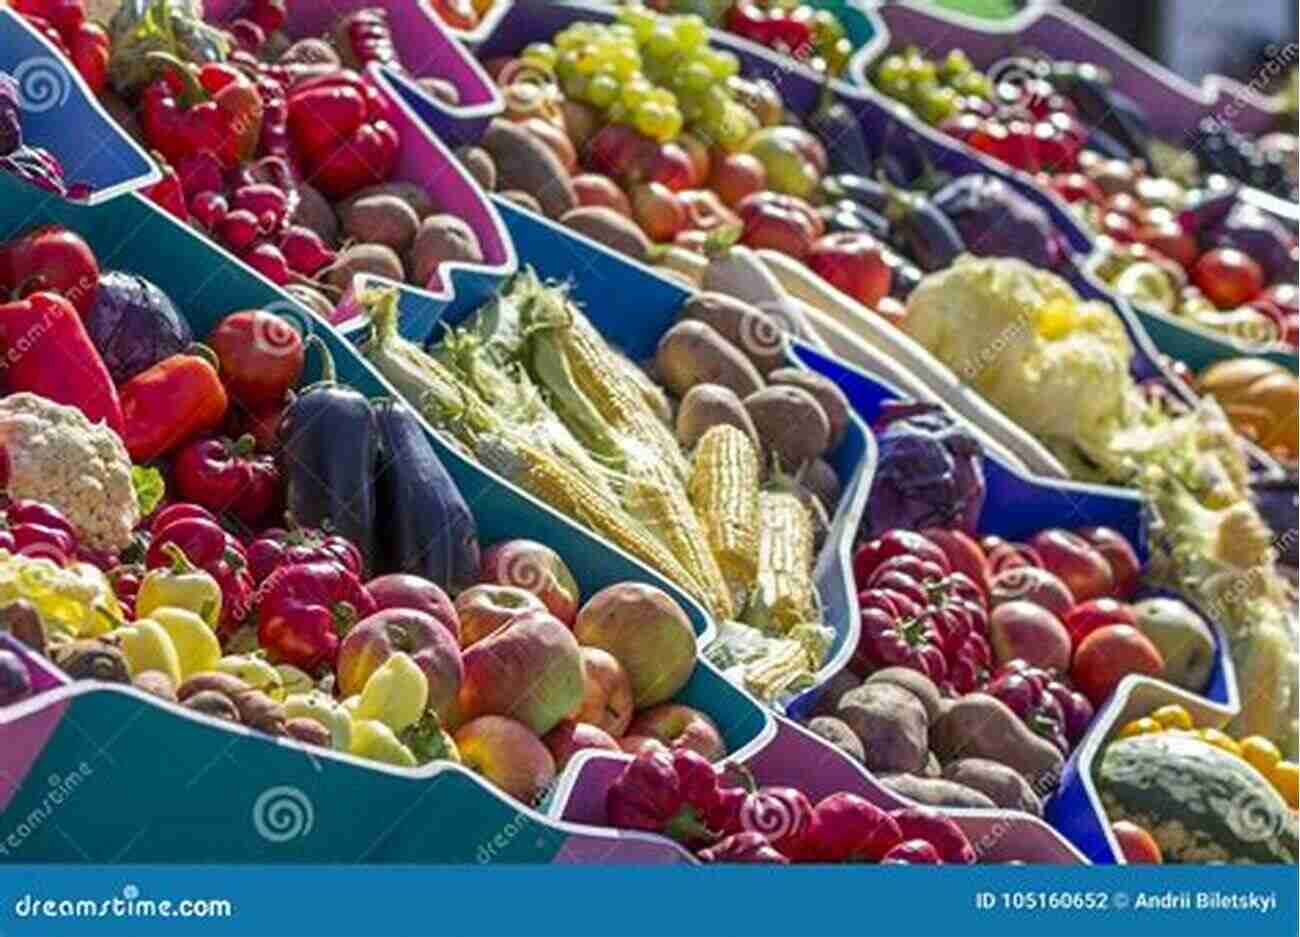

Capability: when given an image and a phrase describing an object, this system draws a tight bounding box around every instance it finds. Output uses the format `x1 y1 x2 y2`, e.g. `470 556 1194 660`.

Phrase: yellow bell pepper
135 544 222 627
1150 704 1193 731
1240 736 1283 777
355 652 428 733
149 607 220 680
1197 727 1242 757
215 655 283 695
283 690 353 751
1268 761 1298 808
0 551 121 641
112 617 181 686
1118 717 1160 739
350 719 417 767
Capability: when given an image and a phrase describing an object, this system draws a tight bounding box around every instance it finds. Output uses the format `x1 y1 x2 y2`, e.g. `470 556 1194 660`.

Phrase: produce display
0 0 1295 875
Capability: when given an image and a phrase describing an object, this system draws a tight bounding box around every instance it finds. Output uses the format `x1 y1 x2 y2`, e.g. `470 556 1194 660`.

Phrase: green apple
744 126 827 200
1131 598 1216 692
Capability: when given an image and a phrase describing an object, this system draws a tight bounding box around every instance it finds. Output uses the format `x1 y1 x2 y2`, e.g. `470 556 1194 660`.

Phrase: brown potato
407 215 485 287
880 774 997 810
768 367 852 450
744 385 830 468
456 146 496 192
481 119 577 219
942 759 1043 815
419 77 460 106
291 183 340 246
133 670 177 702
808 667 861 717
837 683 929 775
561 206 653 263
655 321 765 400
675 383 760 451
343 181 436 220
340 195 421 253
324 244 405 292
676 292 786 376
806 716 865 763
930 694 1064 783
498 190 542 213
862 667 946 723
797 457 842 514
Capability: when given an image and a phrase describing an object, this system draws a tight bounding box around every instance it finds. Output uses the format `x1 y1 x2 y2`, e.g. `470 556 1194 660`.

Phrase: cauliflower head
904 255 1138 450
0 393 139 551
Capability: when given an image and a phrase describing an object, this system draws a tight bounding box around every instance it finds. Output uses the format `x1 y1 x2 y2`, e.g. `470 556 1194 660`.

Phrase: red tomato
206 309 305 409
1192 248 1265 309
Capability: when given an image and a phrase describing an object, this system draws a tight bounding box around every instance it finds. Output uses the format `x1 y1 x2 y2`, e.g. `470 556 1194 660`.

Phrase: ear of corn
474 433 712 609
623 458 735 621
688 425 761 608
743 490 817 634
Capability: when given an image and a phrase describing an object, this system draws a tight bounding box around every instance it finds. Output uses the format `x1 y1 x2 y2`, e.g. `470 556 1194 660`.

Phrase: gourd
1095 732 1298 864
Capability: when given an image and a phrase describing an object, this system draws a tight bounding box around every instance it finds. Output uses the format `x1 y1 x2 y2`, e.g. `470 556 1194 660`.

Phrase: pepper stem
304 334 336 385
332 601 357 638
230 434 257 458
185 342 221 372
717 761 758 794
160 541 199 575
145 51 209 109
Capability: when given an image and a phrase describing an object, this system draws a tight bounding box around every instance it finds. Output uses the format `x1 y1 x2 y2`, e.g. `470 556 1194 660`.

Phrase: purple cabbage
863 400 986 540
931 174 1061 269
84 271 193 384
1204 202 1296 285
0 72 21 156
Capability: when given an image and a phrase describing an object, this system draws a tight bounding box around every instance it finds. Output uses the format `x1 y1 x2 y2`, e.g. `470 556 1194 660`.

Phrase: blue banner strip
0 866 1295 937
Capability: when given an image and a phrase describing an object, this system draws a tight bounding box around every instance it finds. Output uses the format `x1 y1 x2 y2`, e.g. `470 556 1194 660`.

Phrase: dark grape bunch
1192 117 1296 200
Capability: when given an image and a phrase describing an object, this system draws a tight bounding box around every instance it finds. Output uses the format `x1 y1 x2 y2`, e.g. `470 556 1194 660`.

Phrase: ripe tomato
1192 248 1265 309
206 309 305 409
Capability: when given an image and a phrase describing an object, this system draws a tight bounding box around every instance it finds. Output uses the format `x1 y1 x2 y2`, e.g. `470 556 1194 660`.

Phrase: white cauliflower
0 393 139 551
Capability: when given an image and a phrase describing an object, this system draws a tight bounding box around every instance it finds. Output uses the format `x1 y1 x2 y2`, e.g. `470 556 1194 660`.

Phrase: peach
631 182 688 243
455 715 556 803
454 584 547 648
989 601 1072 672
709 152 766 209
573 582 697 708
479 540 581 626
543 719 620 771
626 703 726 761
459 610 584 736
569 647 635 737
336 609 462 719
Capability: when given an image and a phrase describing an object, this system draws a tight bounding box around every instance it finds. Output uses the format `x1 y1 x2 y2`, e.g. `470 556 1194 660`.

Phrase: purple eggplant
1204 201 1296 284
932 174 1061 269
884 185 965 273
819 174 889 214
820 200 889 240
807 91 872 177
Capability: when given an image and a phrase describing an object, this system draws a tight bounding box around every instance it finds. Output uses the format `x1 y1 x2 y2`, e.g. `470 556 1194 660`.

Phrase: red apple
989 601 1072 671
337 608 463 719
1070 625 1164 707
920 528 990 598
585 124 656 179
1064 598 1136 646
709 152 766 209
736 191 821 258
365 573 459 644
625 703 726 761
1029 529 1114 603
1075 527 1141 599
1111 821 1162 863
542 718 620 770
455 715 556 803
643 142 696 191
989 566 1075 618
631 182 688 242
572 173 632 216
479 539 581 626
569 646 634 737
806 232 892 307
453 584 548 648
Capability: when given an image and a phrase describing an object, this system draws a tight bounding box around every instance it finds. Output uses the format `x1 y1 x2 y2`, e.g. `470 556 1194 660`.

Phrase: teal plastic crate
0 8 158 202
0 175 762 864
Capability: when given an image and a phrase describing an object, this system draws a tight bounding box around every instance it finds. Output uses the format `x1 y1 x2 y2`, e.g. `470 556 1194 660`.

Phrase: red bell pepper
0 498 77 561
119 346 229 462
67 20 109 95
287 70 398 200
140 53 263 171
709 764 813 856
0 225 100 318
605 748 719 845
246 525 363 584
889 807 976 864
172 434 279 527
142 154 190 223
792 792 903 863
881 839 942 864
146 515 254 632
256 560 377 672
0 292 123 434
696 832 789 864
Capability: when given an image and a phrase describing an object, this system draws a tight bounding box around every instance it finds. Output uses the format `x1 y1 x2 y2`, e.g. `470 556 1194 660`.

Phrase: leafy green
131 465 165 516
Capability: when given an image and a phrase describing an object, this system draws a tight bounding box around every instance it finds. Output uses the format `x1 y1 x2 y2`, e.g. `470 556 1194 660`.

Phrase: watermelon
1095 732 1298 864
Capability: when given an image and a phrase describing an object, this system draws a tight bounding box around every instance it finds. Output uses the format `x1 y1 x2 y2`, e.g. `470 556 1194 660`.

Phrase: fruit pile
10 0 110 94
606 746 979 864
